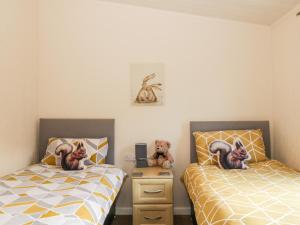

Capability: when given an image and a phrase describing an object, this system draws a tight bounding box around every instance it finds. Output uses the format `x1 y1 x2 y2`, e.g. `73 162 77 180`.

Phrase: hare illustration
136 73 162 103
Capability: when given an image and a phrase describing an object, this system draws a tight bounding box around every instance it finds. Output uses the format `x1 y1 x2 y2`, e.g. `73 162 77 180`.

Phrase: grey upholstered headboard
38 119 115 164
190 121 271 163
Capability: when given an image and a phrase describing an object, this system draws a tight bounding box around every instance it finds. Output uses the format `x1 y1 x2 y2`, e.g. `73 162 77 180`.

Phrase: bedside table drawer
133 179 173 204
133 204 173 225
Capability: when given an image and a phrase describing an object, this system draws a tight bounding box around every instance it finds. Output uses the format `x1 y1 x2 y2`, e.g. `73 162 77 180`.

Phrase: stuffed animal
148 140 174 169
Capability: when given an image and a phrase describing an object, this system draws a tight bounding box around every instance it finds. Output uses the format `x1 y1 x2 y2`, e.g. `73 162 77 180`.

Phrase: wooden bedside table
132 167 173 225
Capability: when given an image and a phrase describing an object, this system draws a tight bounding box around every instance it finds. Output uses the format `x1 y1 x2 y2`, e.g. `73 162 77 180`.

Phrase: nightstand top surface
132 167 173 179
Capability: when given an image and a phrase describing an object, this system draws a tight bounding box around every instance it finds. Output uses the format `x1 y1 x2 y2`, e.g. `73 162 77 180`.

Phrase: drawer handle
144 190 163 194
144 216 162 221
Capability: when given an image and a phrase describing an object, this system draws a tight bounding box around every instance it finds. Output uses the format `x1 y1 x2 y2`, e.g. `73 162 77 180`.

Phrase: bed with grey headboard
189 121 271 224
38 119 116 225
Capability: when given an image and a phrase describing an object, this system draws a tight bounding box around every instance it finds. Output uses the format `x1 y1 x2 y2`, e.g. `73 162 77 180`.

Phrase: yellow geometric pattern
42 137 109 166
0 164 125 225
193 129 266 166
183 160 300 225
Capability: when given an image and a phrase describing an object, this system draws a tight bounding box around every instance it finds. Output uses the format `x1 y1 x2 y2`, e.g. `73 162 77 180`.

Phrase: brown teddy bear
148 140 174 169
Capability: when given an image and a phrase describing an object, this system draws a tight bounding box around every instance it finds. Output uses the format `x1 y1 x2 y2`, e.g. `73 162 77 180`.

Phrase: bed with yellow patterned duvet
183 160 300 225
0 164 125 225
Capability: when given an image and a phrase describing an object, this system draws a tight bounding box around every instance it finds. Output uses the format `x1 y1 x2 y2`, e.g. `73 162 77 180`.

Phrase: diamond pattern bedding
183 160 300 225
0 164 125 225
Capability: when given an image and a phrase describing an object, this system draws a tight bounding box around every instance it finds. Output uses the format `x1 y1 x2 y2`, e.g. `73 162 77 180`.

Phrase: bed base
104 203 116 225
104 175 127 225
190 202 197 225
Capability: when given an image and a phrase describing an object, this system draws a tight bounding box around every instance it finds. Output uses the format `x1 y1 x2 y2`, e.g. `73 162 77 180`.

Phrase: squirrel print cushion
42 137 108 169
193 129 266 166
209 139 251 169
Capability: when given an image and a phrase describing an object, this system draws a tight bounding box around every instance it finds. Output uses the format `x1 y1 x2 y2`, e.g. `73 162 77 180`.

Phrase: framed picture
130 63 164 105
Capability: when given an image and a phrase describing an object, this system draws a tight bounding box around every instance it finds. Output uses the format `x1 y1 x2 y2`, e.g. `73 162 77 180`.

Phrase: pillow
41 137 108 169
209 138 250 169
193 129 266 166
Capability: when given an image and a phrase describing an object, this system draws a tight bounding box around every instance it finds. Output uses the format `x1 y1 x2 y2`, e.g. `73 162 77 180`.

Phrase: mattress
0 164 125 225
183 160 300 225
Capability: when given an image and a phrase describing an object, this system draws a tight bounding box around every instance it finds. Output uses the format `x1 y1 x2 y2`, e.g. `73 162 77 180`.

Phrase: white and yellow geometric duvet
0 164 125 225
183 160 300 225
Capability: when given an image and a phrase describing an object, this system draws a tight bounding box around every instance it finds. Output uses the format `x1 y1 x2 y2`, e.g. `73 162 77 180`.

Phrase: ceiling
99 0 300 25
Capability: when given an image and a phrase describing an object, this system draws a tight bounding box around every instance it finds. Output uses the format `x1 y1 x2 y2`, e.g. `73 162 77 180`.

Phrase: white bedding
0 164 125 225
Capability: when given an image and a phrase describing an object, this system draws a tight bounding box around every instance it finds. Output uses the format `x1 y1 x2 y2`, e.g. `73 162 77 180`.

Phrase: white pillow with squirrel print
41 137 108 170
209 138 251 169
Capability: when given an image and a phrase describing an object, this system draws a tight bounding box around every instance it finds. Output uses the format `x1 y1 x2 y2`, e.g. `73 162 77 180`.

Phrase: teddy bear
148 140 174 169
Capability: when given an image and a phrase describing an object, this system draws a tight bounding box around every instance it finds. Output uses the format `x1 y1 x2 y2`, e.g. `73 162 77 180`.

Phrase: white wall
271 4 300 170
38 0 273 213
4 0 300 214
0 0 38 176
